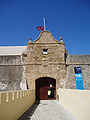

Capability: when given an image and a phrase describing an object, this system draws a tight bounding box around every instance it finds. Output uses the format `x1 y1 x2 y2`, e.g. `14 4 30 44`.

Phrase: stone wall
26 31 66 99
0 31 90 92
66 55 90 89
0 55 27 91
0 55 21 64
66 55 90 64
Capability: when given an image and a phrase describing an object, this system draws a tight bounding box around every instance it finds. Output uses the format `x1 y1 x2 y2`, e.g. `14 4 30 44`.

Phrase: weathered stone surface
0 31 90 92
33 31 59 43
65 64 90 89
0 55 27 91
0 65 23 91
26 31 66 98
66 55 90 64
66 55 90 89
0 55 21 64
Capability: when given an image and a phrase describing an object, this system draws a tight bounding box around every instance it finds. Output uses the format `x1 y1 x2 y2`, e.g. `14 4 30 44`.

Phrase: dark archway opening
35 77 56 100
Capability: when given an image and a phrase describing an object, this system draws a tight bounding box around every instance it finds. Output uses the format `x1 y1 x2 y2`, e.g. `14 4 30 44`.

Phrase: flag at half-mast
37 26 44 31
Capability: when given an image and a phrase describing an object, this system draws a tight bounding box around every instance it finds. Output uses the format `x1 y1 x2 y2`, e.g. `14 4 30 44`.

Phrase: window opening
43 49 48 54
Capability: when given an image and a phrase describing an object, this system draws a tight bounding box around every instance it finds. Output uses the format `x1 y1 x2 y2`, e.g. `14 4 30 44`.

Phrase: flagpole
44 17 46 31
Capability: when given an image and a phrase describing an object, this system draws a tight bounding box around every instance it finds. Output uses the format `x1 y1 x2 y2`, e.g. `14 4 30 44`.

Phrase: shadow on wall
0 89 35 120
18 100 40 120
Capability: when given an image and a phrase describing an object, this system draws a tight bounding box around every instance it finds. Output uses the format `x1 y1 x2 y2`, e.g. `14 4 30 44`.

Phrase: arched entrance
36 77 56 100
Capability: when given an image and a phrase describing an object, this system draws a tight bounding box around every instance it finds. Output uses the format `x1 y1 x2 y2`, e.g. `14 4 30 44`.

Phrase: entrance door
40 86 47 100
36 77 56 100
48 88 56 99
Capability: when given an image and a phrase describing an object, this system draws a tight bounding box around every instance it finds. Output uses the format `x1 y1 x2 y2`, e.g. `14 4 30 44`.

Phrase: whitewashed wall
58 88 90 120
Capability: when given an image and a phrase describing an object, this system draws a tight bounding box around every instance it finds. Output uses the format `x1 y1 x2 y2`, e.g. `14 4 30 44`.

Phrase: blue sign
74 67 84 90
74 67 82 73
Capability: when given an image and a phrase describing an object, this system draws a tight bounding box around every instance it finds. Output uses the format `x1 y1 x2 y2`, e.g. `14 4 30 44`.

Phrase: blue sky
0 0 90 55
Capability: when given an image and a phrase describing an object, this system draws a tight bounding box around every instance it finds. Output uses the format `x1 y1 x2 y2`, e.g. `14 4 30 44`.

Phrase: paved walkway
18 100 75 120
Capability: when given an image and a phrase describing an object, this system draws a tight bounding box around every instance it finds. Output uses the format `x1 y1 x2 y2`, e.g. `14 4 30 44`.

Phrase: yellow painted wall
0 89 35 120
58 88 90 120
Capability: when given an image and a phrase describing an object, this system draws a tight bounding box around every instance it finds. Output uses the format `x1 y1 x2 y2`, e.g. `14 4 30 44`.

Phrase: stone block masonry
0 31 90 93
66 55 90 89
0 55 26 91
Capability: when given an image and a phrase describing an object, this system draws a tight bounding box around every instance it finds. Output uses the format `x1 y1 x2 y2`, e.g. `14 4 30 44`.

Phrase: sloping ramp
18 100 76 120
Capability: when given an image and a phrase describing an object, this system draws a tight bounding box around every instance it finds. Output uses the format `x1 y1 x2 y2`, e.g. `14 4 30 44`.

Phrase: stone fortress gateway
0 31 90 100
